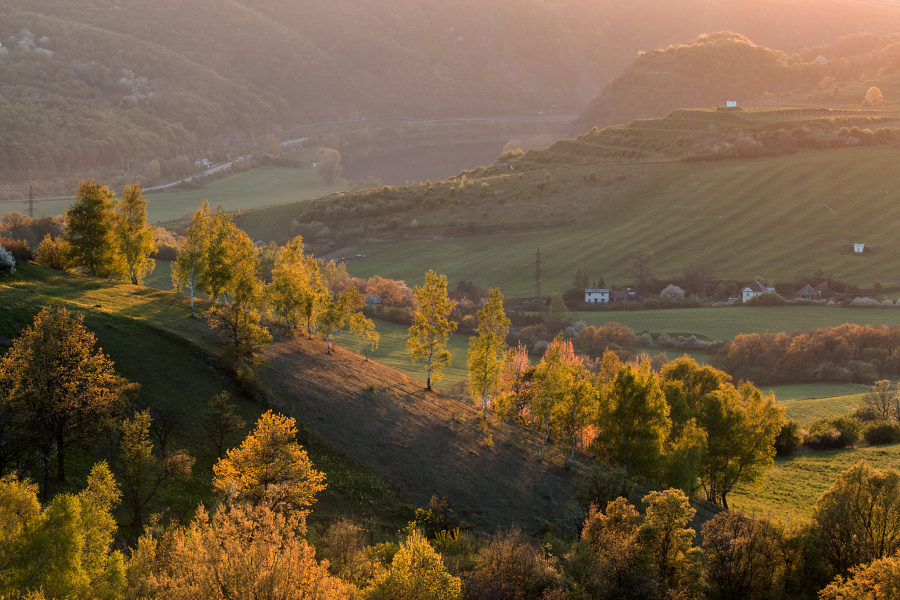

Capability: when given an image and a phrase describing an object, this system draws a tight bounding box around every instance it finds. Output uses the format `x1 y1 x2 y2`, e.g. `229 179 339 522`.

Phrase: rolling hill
6 0 900 184
0 263 585 532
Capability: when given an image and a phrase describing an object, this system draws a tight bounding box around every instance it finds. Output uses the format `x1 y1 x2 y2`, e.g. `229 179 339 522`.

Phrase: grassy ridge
0 264 403 529
325 149 900 295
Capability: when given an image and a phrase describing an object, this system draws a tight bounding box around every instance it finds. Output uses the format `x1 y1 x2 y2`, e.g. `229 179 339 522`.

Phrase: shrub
0 238 33 263
804 416 861 450
0 245 14 276
863 421 900 446
659 284 685 300
746 293 786 306
775 420 803 456
36 234 73 271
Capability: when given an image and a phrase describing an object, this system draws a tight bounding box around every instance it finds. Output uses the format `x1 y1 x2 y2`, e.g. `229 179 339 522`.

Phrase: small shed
726 100 737 108
854 243 865 253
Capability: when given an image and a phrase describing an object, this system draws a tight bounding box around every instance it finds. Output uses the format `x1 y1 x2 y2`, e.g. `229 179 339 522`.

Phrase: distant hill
5 0 900 182
574 31 900 132
226 109 900 293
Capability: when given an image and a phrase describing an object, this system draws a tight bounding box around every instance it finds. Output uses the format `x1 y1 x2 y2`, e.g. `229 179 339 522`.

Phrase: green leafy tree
348 309 380 361
698 382 784 508
0 464 126 600
315 147 342 185
467 288 510 415
299 259 330 339
115 182 155 285
594 362 671 477
212 411 325 514
117 411 194 534
202 392 247 458
206 225 271 356
319 284 366 354
407 270 458 391
198 206 234 304
65 180 124 278
372 526 462 600
172 201 210 317
267 235 307 332
568 497 656 600
0 307 134 484
813 461 900 576
639 489 701 597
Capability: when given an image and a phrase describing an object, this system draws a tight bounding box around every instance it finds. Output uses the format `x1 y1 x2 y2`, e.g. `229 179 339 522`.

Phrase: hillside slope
0 264 583 532
5 0 900 181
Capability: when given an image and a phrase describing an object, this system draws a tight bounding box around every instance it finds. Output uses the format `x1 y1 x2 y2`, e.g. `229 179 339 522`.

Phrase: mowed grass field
337 149 900 295
0 167 348 224
730 443 900 523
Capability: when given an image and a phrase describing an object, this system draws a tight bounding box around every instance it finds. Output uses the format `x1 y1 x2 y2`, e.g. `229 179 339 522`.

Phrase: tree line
711 323 900 385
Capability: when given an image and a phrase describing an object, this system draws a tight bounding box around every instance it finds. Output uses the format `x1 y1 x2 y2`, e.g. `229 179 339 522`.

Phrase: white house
584 288 610 303
726 100 737 108
741 281 776 303
854 243 865 253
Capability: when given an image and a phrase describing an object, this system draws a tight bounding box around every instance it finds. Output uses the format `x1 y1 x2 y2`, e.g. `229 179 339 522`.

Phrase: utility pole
535 247 542 310
27 169 34 219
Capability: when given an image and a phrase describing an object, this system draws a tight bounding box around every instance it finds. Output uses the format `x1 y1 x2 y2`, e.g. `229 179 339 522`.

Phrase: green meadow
730 442 900 523
324 149 900 295
1 167 348 224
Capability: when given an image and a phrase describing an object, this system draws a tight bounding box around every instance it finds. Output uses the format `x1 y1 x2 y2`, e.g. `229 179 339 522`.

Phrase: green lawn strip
730 443 900 524
2 167 348 224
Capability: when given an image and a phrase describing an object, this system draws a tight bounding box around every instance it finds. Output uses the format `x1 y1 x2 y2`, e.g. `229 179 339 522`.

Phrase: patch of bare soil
259 335 584 533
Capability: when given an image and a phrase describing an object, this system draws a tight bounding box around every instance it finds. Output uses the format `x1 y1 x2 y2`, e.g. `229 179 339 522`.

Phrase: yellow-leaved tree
212 411 325 513
116 182 155 285
467 288 510 416
407 270 457 391
372 526 461 600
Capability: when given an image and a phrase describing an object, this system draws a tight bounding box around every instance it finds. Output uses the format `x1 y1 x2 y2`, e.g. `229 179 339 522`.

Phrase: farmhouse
584 288 610 303
741 281 776 303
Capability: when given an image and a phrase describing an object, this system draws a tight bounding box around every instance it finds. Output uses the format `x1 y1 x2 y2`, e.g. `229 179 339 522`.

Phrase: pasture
730 442 900 523
0 167 347 224
326 149 900 295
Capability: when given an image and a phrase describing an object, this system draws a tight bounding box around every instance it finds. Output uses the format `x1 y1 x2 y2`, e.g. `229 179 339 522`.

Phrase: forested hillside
4 0 900 182
574 31 900 132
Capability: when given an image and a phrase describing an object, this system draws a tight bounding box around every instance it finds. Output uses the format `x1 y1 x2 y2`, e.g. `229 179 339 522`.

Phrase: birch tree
407 270 457 391
467 288 510 415
172 201 210 317
115 182 155 285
